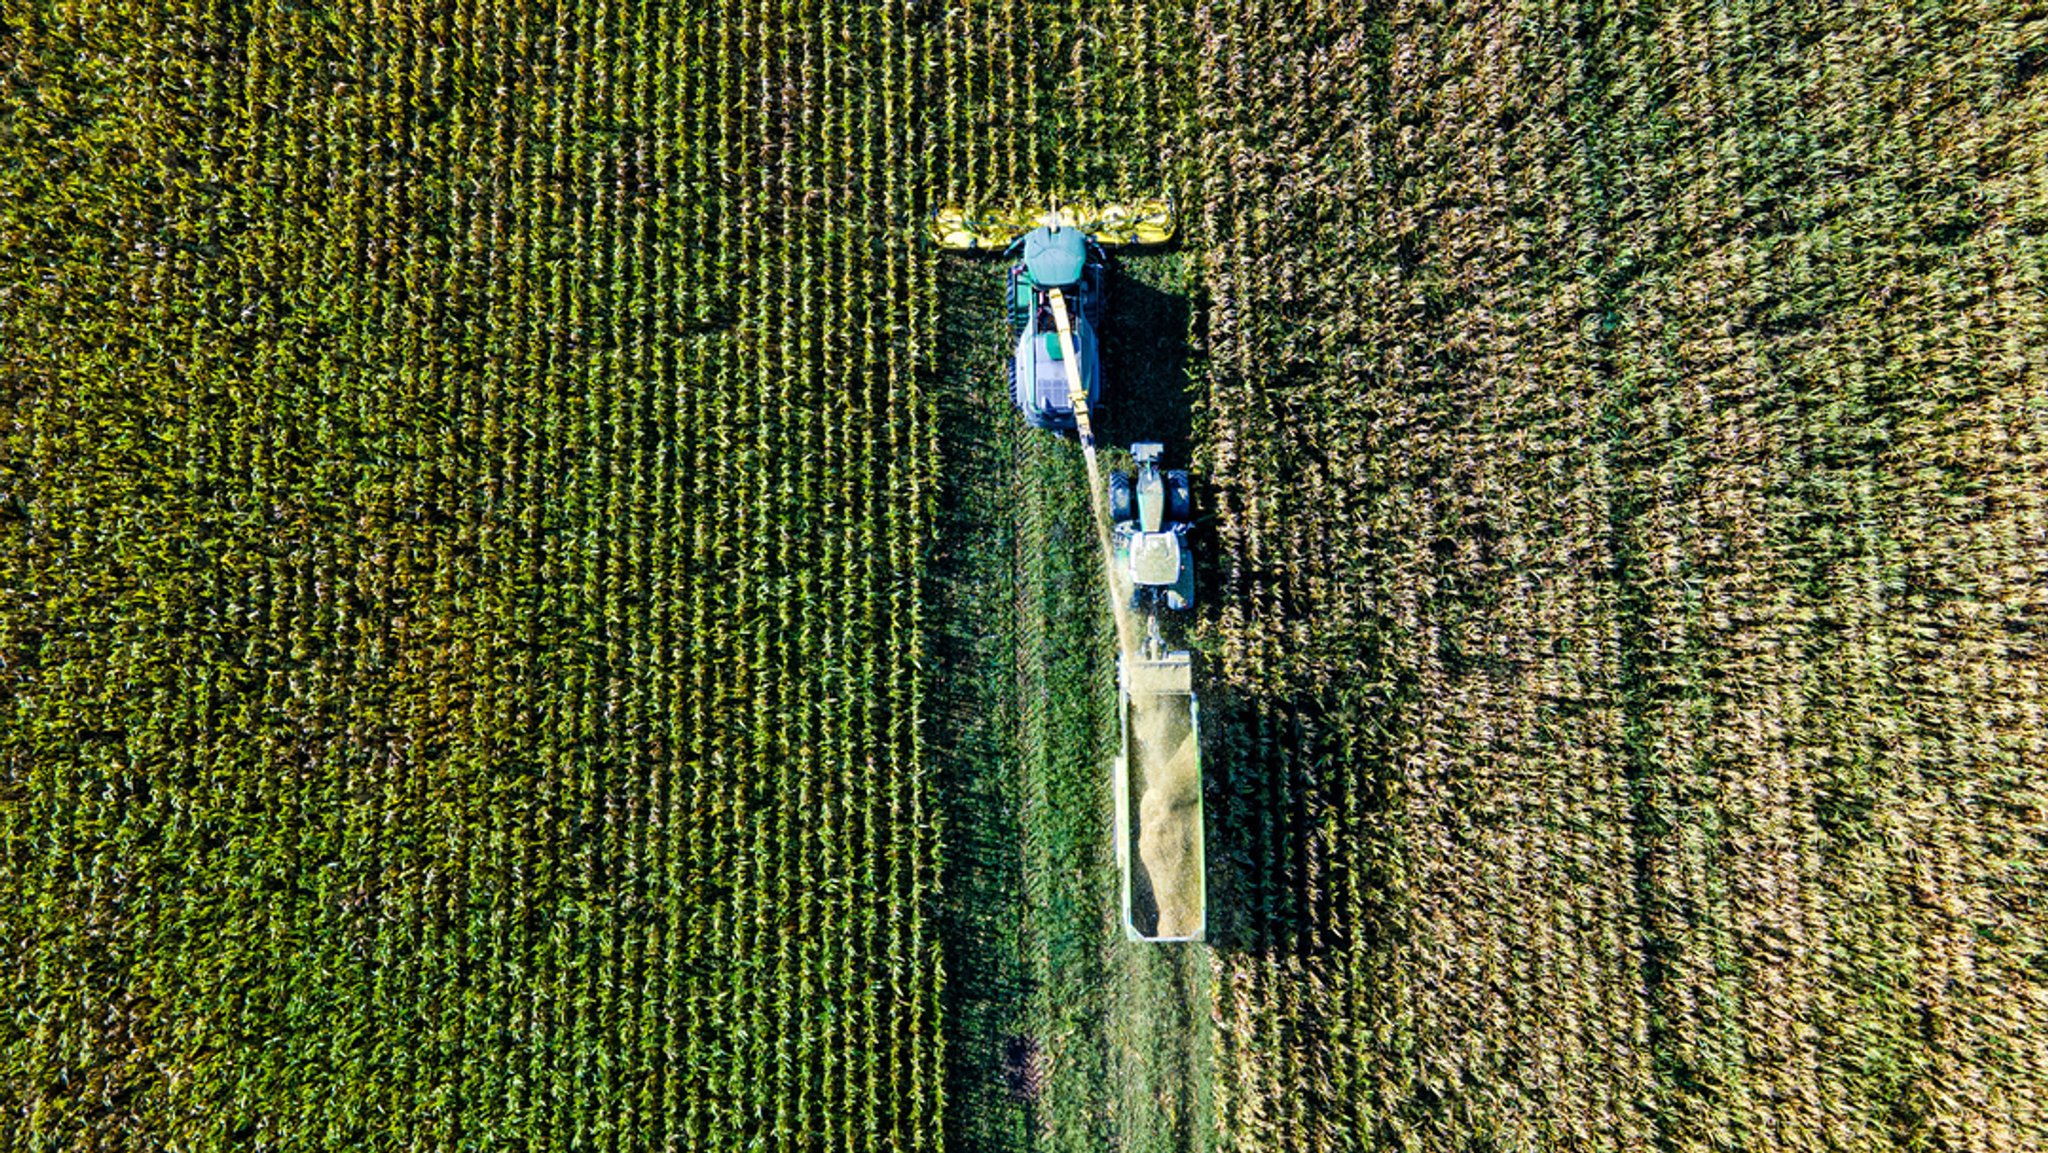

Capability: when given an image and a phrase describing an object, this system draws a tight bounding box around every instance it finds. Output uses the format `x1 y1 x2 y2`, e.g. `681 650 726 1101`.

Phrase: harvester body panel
1022 226 1088 287
1011 301 1101 432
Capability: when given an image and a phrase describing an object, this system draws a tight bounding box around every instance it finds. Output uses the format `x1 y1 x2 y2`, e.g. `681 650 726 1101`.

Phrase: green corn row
1 0 942 1149
1195 0 2048 1151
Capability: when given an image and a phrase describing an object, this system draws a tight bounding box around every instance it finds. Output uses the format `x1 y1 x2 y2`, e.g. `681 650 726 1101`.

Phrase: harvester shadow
1096 271 1193 460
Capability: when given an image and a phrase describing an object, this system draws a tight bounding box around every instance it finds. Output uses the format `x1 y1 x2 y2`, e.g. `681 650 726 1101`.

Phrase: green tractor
1108 442 1195 616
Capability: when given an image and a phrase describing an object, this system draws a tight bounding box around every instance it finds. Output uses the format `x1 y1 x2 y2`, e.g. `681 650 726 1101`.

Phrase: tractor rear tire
1109 471 1134 523
1166 471 1192 523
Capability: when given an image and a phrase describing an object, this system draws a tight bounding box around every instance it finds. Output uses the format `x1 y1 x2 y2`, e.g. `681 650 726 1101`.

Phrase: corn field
2 1 940 1147
1197 1 2048 1150
3 1 2044 1152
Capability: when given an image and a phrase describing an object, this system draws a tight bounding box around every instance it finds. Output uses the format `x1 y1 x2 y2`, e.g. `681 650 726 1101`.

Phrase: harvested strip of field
922 3 1213 1151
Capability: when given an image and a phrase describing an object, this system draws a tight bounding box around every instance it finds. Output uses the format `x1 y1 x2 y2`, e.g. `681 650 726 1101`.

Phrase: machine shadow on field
1096 268 1194 460
1198 683 1404 961
1172 369 1409 969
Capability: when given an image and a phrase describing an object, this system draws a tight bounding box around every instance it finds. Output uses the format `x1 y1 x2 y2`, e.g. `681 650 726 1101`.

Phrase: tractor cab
1006 225 1106 432
1024 225 1087 285
1109 443 1195 612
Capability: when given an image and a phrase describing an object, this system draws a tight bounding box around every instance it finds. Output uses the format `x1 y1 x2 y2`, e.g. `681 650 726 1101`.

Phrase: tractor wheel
1109 471 1134 523
1166 470 1192 523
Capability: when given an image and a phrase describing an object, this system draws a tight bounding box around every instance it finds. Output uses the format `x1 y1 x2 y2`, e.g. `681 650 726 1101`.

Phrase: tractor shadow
1195 678 1407 962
